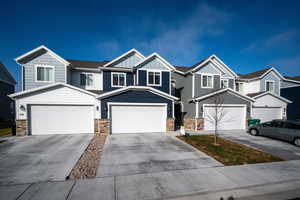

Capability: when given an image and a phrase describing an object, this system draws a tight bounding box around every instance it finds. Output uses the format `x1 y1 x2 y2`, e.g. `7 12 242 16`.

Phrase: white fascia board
99 66 133 72
192 88 255 102
211 54 238 77
173 70 185 75
253 91 292 103
103 48 145 67
97 86 179 101
186 58 210 74
242 67 286 82
134 53 176 71
15 45 70 66
282 78 300 84
9 83 97 99
73 68 102 72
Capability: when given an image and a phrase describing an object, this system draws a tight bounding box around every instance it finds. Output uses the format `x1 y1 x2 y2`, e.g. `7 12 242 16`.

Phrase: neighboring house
173 56 300 131
281 76 300 120
9 45 300 136
0 62 16 122
9 46 179 136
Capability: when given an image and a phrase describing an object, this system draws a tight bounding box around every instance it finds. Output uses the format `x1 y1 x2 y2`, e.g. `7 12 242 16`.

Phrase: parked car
248 120 300 147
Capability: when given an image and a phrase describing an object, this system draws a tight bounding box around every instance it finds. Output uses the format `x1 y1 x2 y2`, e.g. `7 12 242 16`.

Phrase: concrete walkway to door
97 133 223 177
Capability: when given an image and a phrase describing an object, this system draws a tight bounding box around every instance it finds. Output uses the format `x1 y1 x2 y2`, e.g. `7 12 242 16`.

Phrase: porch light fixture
20 105 26 111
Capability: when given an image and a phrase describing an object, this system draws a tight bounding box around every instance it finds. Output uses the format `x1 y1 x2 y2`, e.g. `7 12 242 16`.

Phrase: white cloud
137 3 232 65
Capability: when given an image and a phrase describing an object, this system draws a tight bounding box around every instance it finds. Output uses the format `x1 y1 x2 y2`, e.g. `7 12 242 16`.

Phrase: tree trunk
214 121 218 145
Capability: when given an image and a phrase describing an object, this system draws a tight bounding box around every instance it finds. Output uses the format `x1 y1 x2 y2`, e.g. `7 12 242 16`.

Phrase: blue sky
1 0 300 90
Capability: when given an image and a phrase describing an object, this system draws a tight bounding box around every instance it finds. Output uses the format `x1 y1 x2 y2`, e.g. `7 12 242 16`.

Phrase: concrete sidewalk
2 160 300 200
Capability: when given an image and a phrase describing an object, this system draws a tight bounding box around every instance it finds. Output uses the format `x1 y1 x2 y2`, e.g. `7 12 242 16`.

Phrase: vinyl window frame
265 80 275 93
221 79 229 89
235 82 244 93
201 74 214 88
147 70 162 86
111 72 126 88
80 72 94 86
35 65 55 83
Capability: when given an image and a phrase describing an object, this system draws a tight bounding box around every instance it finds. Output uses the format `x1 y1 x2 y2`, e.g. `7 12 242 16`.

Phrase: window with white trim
235 82 244 92
36 66 54 82
202 75 213 88
112 73 126 87
221 79 229 88
266 81 274 92
147 71 161 86
80 73 93 86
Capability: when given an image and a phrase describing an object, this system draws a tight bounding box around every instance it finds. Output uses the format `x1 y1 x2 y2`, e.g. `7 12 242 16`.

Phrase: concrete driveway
97 133 222 177
219 130 300 160
0 134 92 185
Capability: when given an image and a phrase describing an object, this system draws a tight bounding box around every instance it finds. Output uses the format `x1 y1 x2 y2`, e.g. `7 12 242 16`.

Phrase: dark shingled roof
175 57 208 73
284 75 300 81
67 59 110 68
246 92 265 98
87 90 107 95
238 68 271 79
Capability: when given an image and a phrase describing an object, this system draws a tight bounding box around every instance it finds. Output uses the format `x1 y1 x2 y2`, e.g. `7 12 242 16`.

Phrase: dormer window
266 81 274 92
112 72 126 87
147 71 161 86
201 74 213 88
80 73 93 86
35 65 54 82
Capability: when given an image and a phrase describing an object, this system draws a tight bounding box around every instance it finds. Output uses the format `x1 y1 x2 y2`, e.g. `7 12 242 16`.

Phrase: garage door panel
252 107 282 123
204 106 246 131
30 105 94 135
111 105 166 134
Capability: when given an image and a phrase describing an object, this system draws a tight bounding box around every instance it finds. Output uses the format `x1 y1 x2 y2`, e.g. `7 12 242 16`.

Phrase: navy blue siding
103 71 134 91
138 70 170 94
101 90 173 119
281 87 300 120
0 81 14 121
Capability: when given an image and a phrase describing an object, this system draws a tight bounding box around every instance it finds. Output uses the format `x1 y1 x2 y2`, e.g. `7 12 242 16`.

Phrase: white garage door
204 105 246 131
29 105 94 135
252 107 282 123
111 104 167 134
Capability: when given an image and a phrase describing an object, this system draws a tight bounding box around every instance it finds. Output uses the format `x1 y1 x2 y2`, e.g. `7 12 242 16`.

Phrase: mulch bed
68 135 107 179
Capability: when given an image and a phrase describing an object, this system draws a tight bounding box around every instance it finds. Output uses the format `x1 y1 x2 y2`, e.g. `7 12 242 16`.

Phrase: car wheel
250 128 259 136
294 138 300 147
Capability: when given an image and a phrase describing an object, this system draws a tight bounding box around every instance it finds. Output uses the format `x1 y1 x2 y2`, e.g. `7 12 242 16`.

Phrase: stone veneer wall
183 118 204 131
16 120 27 136
99 119 110 136
166 118 175 131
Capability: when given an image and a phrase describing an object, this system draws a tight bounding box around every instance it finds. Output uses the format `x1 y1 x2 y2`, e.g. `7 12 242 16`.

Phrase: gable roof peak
103 48 145 67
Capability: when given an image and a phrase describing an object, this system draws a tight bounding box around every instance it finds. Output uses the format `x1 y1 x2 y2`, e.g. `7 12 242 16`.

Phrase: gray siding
260 71 280 95
23 52 66 90
172 72 185 89
139 58 170 70
194 74 221 97
182 74 195 118
281 80 300 88
195 62 221 74
281 87 300 120
100 90 173 118
113 53 143 68
196 91 251 118
0 81 14 121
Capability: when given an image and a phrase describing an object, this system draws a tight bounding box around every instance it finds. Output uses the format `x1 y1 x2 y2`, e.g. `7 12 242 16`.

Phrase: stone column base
166 118 175 131
184 117 204 131
16 120 27 136
99 119 110 136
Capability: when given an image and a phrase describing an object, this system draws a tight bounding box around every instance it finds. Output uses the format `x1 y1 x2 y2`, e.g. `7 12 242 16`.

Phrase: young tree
204 93 227 145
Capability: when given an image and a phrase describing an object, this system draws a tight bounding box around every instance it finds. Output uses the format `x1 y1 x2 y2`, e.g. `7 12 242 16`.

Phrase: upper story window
35 65 54 82
201 74 213 88
235 82 244 92
147 71 161 86
80 73 93 86
221 79 229 88
266 81 274 92
112 72 126 87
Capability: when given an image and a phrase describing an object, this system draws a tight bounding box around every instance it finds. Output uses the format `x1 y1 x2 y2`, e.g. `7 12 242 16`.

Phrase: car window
271 121 284 128
285 123 300 130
